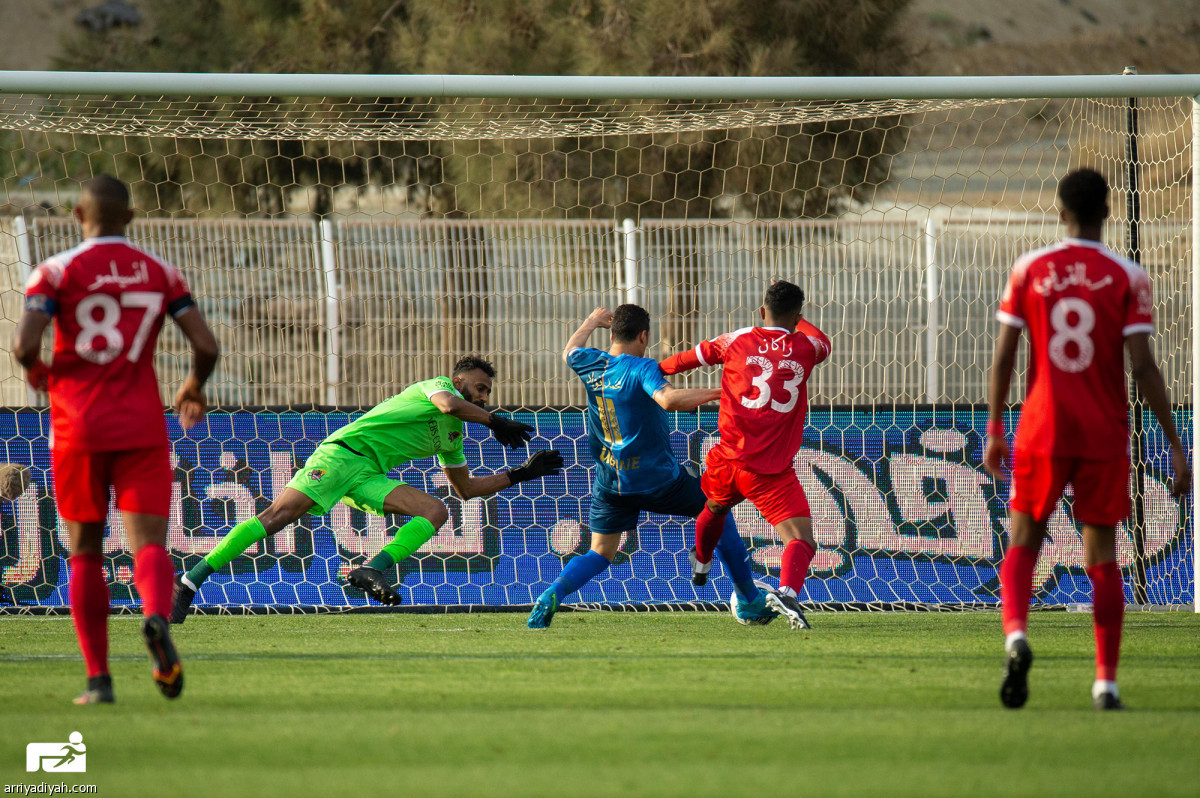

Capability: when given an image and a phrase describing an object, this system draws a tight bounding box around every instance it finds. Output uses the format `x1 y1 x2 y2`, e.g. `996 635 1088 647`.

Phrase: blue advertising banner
0 409 1191 609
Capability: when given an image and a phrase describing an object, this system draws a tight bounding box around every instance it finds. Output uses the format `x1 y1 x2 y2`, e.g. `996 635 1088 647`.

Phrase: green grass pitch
2 610 1197 797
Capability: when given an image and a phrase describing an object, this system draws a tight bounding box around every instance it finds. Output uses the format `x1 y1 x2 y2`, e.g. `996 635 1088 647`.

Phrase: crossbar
1 71 1199 100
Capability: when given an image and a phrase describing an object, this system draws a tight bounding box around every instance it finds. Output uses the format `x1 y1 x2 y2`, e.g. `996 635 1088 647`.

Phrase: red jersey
24 236 196 452
997 237 1153 459
669 321 830 474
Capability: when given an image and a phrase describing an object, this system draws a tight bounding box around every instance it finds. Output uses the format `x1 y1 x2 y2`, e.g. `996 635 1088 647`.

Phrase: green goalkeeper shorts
285 443 404 517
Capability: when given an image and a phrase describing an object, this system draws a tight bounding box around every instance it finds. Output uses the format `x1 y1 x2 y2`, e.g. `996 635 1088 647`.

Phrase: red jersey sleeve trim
25 259 66 293
795 318 831 364
1122 322 1154 337
694 344 709 366
996 310 1026 329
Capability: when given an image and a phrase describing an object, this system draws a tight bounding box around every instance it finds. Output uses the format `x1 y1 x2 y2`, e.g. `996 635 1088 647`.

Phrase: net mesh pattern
0 94 997 140
0 91 1190 610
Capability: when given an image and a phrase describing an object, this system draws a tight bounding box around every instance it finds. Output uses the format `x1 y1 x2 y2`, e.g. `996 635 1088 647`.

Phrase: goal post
1193 93 1200 613
0 71 1193 614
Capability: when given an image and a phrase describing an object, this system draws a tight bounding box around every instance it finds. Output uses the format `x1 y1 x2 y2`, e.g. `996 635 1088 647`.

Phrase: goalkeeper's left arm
442 450 565 500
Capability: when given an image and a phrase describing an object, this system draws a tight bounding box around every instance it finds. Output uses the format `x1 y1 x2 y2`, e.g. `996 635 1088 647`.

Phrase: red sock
69 553 110 678
1088 560 1124 682
1000 544 1037 636
693 508 726 564
780 539 816 594
134 543 175 619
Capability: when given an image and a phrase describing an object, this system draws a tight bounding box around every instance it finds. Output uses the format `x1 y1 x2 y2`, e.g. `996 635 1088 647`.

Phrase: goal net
0 73 1193 613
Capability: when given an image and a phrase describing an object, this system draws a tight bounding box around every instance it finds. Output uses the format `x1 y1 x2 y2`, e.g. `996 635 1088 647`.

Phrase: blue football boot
527 588 560 629
729 587 779 626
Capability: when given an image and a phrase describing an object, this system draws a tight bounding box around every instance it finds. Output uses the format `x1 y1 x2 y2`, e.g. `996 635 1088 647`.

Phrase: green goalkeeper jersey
324 376 469 472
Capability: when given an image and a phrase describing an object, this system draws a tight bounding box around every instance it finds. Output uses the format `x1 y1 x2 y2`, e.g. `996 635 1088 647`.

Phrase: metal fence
2 215 1190 408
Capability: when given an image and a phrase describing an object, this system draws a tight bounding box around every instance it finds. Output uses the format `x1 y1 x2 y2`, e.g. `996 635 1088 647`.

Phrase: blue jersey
566 347 679 495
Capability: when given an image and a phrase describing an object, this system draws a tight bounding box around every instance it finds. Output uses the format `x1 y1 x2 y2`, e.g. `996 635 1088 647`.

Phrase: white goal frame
0 69 1195 612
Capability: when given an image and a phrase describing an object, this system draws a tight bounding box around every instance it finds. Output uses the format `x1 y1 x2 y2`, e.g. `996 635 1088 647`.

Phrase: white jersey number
739 356 806 413
1048 297 1095 373
75 292 163 365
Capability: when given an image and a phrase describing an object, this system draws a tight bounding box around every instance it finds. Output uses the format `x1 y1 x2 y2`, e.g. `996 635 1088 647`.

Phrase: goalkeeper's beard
459 385 487 409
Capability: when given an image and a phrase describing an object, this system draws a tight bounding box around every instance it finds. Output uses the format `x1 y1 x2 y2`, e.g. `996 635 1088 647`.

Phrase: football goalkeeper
172 357 562 621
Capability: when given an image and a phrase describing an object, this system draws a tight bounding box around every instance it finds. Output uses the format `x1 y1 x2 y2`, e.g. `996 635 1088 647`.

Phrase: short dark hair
453 356 495 379
611 303 650 343
79 174 131 225
1058 168 1109 226
82 174 130 206
763 280 805 318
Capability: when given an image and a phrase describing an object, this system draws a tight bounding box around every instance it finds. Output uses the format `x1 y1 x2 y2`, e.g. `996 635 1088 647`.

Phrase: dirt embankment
905 0 1200 75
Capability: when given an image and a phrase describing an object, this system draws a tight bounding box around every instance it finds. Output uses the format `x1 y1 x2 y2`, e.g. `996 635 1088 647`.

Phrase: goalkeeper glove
487 413 534 448
507 449 564 486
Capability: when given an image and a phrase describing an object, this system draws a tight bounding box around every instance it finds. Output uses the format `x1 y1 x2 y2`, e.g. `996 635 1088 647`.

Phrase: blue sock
550 550 611 602
715 515 759 601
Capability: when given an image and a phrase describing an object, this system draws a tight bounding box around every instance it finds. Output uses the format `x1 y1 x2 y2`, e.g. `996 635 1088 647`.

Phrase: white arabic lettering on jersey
1031 261 1113 296
87 260 149 291
757 335 792 357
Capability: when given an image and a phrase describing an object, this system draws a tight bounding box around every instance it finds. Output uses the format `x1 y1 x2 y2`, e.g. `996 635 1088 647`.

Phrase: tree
43 0 913 220
48 0 439 217
34 0 915 374
395 0 913 219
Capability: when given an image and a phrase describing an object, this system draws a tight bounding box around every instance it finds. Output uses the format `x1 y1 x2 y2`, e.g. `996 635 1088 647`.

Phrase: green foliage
35 0 915 218
43 1 439 216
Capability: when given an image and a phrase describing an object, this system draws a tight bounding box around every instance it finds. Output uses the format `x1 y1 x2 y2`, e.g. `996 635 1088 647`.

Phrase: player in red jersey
13 175 220 705
661 280 831 630
986 167 1190 711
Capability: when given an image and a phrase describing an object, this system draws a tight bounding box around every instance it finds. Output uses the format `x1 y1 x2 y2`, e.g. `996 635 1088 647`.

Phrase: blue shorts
588 468 707 536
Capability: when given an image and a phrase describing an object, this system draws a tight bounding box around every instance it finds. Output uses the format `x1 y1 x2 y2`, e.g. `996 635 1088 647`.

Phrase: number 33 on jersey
996 237 1154 460
690 321 831 475
24 235 197 452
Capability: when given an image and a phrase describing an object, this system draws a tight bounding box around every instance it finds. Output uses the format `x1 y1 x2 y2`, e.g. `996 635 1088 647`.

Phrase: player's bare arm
443 448 565 501
12 309 52 390
1127 332 1191 496
985 323 1022 479
562 306 613 363
442 464 511 500
430 389 531 448
430 389 494 425
432 370 534 449
172 305 220 430
652 384 720 411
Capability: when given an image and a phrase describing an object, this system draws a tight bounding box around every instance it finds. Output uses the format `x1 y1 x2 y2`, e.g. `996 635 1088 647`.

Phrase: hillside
905 0 1200 75
3 1 1200 76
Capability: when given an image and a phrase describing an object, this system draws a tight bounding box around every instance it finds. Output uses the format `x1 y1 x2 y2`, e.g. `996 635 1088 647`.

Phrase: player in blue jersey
527 305 777 628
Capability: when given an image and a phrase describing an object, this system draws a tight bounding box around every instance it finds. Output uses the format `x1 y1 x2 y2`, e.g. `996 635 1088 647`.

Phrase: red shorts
701 450 810 526
1010 450 1130 526
51 445 172 523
